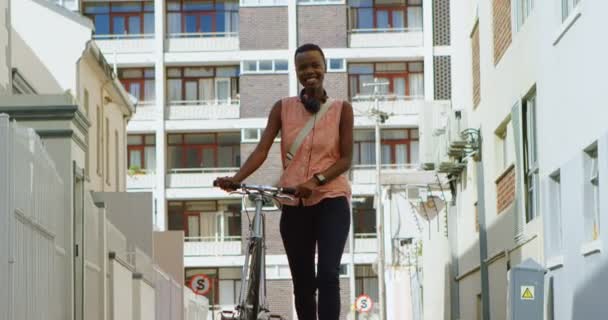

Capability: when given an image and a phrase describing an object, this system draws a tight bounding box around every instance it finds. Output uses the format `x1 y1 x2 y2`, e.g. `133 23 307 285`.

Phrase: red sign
189 274 212 296
355 294 374 313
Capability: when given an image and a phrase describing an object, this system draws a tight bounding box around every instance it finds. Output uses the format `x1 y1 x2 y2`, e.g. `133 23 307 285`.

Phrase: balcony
350 164 419 185
165 33 239 52
166 100 240 120
184 236 242 256
94 34 155 55
354 234 378 253
348 28 423 48
131 102 158 121
166 168 239 189
126 171 155 190
351 96 424 116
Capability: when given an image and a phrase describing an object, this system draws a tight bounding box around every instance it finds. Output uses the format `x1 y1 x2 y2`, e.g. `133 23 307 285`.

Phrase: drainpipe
448 196 460 320
474 134 491 320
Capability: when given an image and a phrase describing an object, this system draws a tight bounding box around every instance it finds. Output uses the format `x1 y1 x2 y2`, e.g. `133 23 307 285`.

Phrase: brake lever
274 194 295 201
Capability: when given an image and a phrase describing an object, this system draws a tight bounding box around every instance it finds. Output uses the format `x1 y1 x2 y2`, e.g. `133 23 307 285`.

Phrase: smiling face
295 50 326 90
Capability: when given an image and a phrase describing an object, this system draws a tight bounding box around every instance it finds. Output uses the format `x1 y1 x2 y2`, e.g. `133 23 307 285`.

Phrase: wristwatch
313 173 327 186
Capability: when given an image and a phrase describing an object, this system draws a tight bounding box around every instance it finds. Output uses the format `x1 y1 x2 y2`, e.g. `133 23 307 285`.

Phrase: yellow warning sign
521 286 535 300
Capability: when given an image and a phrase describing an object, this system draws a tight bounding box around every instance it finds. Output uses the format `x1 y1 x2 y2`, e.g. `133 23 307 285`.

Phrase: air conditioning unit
419 101 451 169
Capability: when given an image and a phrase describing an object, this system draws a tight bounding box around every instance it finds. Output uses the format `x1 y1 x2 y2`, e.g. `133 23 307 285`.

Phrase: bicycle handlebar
213 180 297 196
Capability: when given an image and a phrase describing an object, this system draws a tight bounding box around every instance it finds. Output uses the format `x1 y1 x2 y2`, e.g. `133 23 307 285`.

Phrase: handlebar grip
281 187 297 195
213 179 241 190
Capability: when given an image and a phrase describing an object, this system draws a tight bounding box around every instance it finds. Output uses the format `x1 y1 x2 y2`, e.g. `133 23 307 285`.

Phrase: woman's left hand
295 179 318 198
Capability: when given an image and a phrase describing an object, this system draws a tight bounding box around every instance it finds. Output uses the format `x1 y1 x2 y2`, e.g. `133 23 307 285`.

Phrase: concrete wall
239 7 288 50
154 231 185 283
94 192 154 257
111 260 134 320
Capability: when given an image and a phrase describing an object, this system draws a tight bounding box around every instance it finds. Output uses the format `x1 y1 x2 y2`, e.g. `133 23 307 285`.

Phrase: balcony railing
354 233 378 253
167 100 240 120
348 27 423 48
240 0 287 6
166 32 239 52
184 236 242 256
132 102 158 121
167 167 239 188
93 34 155 54
126 170 156 190
351 95 424 116
350 164 420 184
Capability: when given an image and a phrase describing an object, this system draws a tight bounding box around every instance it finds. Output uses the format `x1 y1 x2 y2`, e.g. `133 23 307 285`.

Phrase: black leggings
280 197 351 320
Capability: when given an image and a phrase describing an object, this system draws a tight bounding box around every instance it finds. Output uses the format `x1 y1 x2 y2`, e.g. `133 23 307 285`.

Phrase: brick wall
240 7 289 50
434 56 452 100
240 75 290 118
492 0 512 64
496 165 515 214
433 0 451 46
471 23 481 108
298 5 347 48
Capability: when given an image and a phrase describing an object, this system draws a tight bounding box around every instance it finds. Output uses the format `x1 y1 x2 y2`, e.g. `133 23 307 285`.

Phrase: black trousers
280 196 351 320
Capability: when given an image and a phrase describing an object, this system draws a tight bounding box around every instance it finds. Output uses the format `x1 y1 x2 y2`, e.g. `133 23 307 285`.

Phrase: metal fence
0 114 68 320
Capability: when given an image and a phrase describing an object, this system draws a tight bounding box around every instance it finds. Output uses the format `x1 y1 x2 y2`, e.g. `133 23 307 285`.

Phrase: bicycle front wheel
240 237 263 320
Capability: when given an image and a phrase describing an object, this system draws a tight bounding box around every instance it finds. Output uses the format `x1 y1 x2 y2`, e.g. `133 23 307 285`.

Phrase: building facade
61 0 455 318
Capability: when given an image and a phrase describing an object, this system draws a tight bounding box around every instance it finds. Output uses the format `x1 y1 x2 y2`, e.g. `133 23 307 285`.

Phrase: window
127 134 156 173
240 60 289 74
96 106 102 176
167 132 240 170
495 119 514 173
353 128 419 166
105 118 110 184
168 200 242 241
218 268 242 306
167 66 239 104
548 171 562 257
241 128 280 143
353 197 376 236
562 0 581 22
584 144 599 241
83 2 154 38
355 265 379 304
166 0 239 36
523 92 538 222
348 62 424 100
118 68 155 103
348 0 422 31
327 58 346 72
514 0 533 31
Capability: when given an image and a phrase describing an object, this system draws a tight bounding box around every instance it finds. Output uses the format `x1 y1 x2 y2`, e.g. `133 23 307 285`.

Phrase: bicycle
213 181 296 320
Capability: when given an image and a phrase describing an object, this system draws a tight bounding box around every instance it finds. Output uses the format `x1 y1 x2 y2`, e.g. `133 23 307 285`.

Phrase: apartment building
63 0 454 318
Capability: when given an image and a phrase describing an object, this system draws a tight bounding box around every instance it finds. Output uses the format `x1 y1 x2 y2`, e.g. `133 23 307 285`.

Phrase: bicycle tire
240 237 263 320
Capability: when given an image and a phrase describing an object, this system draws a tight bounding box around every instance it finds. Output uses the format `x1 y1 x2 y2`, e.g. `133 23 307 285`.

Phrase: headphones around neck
299 89 327 114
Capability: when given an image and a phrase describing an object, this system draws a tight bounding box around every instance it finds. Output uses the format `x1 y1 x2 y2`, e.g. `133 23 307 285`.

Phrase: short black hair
294 43 326 62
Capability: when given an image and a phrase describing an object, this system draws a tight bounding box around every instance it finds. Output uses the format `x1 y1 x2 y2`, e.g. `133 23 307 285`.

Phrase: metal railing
169 99 240 106
354 233 377 239
352 163 421 170
167 167 239 174
351 94 424 102
240 0 288 6
184 235 242 242
166 32 238 38
93 33 154 40
348 27 423 34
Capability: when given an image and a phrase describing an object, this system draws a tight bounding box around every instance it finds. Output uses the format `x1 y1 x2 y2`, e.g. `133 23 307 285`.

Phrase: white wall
133 279 156 320
11 0 91 94
112 260 134 320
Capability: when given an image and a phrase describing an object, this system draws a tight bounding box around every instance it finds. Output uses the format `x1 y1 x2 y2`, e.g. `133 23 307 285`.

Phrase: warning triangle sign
522 287 534 300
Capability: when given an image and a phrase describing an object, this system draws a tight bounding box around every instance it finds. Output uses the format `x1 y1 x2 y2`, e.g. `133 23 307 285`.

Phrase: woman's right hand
214 176 240 192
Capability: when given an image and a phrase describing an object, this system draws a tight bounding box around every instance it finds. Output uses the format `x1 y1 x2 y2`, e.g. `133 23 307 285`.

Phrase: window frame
167 132 241 170
348 0 422 31
118 68 155 103
166 0 239 36
166 66 240 103
348 62 424 100
83 2 154 37
352 128 419 166
584 144 600 241
127 134 156 172
523 92 539 223
240 60 290 74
